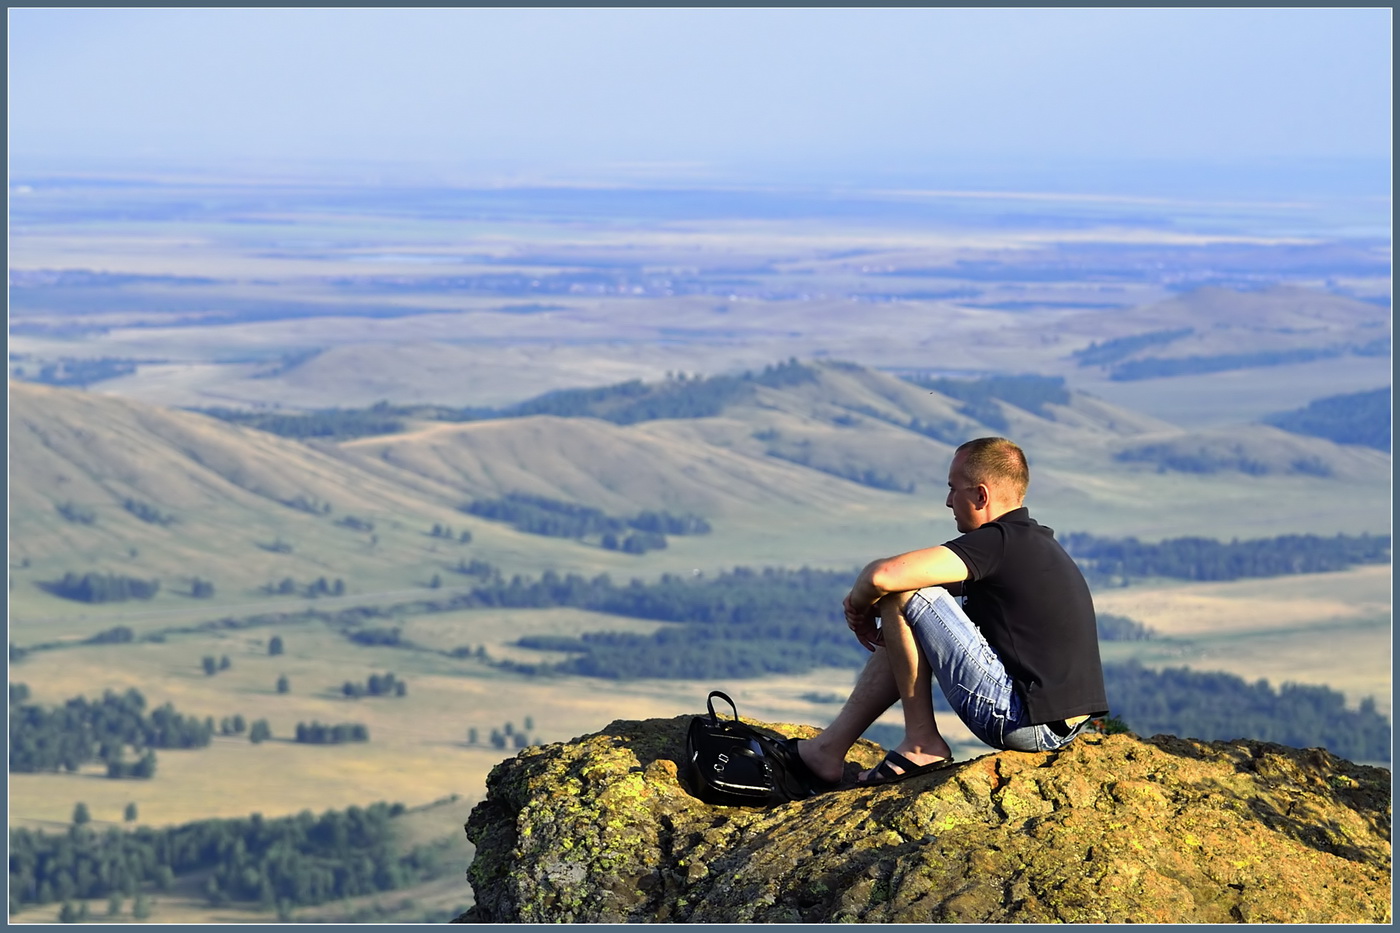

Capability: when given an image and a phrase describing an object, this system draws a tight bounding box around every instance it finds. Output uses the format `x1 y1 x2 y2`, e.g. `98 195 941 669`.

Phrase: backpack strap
706 690 741 724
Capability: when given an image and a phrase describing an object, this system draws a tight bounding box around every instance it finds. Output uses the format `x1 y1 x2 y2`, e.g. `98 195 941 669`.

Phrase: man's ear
973 483 991 508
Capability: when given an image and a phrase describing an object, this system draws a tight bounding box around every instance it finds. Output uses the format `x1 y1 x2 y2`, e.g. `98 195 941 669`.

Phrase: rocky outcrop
458 716 1390 924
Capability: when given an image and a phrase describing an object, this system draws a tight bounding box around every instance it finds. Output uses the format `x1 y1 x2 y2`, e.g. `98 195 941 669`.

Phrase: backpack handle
706 690 740 724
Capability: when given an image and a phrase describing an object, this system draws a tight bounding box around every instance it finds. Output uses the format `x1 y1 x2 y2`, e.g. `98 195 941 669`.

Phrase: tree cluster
84 626 136 646
8 687 211 776
261 576 346 598
429 523 472 542
903 373 1071 426
282 494 332 516
461 492 708 553
201 655 232 676
341 672 407 698
1060 531 1390 584
467 717 538 750
46 572 159 604
9 801 451 915
218 715 248 735
765 448 914 493
294 721 369 744
347 626 403 647
1104 660 1390 764
121 498 175 526
54 502 96 525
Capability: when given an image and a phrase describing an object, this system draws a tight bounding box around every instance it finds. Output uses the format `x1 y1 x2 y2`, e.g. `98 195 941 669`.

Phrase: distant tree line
1114 442 1332 477
501 358 818 424
8 801 452 916
294 722 369 744
188 406 409 441
1107 344 1353 381
901 373 1071 431
282 494 333 516
11 356 137 388
764 448 914 493
1263 387 1390 451
1060 531 1390 584
84 626 136 646
44 572 159 604
189 359 821 440
1071 328 1194 367
1095 613 1155 641
462 492 709 553
1104 660 1390 764
347 626 405 647
8 687 212 776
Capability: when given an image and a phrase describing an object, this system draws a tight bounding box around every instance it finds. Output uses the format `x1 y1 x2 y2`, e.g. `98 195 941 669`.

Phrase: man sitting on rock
783 436 1109 789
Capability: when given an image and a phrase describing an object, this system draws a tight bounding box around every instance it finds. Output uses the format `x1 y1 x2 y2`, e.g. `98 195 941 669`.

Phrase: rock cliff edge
457 716 1390 923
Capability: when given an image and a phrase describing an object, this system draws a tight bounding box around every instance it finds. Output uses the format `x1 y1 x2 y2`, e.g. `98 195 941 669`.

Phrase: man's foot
793 737 845 786
856 749 956 786
856 742 952 783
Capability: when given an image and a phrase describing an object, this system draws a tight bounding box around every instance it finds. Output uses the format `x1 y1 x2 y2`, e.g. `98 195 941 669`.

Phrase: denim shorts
902 586 1091 752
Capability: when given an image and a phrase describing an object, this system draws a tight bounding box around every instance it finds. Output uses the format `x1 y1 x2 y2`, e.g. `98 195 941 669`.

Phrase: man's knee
876 590 915 624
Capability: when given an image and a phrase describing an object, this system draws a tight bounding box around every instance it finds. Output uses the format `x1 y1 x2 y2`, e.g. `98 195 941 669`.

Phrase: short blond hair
955 437 1029 501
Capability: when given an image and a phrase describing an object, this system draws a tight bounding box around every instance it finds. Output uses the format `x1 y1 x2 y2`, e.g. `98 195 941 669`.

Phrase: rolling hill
9 362 1391 633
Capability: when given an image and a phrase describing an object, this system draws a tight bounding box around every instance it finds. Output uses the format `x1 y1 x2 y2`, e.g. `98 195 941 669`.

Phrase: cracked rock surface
457 716 1390 923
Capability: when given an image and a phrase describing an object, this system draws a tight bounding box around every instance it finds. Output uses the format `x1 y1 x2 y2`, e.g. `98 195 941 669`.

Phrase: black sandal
856 750 956 787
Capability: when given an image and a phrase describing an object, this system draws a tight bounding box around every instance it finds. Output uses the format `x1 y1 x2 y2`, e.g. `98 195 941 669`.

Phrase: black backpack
684 690 813 807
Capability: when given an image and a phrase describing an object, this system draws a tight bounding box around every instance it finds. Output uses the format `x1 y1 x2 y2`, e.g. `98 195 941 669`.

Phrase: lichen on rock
457 715 1391 924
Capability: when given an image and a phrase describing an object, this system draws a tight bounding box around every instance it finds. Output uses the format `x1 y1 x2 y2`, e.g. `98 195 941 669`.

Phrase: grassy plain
1093 564 1392 716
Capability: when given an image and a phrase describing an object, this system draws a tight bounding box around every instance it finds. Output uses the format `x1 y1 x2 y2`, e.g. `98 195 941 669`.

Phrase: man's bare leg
795 646 899 785
859 591 952 778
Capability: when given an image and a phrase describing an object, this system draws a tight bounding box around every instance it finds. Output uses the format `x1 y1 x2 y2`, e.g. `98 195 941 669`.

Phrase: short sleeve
943 523 1008 582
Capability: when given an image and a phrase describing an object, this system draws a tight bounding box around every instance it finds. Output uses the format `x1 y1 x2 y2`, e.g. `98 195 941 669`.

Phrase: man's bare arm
845 545 971 621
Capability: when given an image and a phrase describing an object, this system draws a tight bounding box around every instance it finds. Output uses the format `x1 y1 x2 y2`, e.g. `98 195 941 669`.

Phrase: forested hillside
1263 387 1390 451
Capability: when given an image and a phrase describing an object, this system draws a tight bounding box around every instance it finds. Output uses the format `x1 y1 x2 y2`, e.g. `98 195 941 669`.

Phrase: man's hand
844 591 884 652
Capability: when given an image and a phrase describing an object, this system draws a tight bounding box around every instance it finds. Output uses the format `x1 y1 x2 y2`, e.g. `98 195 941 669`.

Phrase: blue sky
7 8 1393 186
